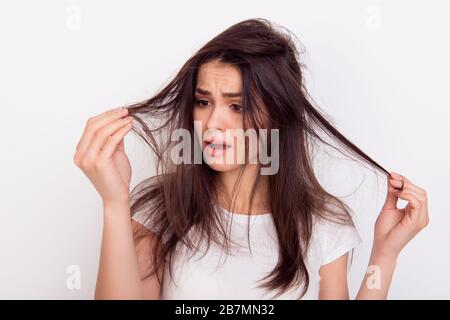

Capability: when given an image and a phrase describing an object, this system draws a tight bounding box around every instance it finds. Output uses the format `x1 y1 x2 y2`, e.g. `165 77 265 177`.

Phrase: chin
201 145 244 172
206 162 242 172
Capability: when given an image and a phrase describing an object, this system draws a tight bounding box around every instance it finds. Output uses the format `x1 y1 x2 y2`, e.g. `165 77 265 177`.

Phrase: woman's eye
230 104 243 113
194 99 210 108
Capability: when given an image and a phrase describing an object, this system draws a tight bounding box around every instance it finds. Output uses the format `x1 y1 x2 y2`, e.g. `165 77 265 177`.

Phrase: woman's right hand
73 107 134 206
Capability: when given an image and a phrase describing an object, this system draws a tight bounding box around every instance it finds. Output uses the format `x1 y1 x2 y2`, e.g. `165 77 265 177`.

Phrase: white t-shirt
132 204 363 299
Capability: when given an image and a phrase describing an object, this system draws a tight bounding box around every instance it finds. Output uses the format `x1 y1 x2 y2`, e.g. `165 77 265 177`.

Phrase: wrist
370 248 399 266
103 199 131 217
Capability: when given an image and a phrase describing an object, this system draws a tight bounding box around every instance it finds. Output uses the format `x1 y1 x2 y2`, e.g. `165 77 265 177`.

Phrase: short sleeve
132 209 156 232
315 216 363 266
131 208 169 244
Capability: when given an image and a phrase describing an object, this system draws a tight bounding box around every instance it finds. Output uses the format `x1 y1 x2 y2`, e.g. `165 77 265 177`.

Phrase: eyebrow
195 87 242 98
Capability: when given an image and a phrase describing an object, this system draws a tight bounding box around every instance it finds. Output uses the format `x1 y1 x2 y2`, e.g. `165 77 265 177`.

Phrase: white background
0 0 449 299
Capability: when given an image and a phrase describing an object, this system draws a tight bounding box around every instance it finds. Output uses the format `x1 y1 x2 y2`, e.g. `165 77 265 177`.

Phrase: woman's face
193 59 267 172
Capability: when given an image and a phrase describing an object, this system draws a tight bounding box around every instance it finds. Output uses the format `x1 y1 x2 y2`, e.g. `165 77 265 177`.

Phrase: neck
214 165 271 215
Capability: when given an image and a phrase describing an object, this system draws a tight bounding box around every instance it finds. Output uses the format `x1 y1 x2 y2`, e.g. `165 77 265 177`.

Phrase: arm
319 253 351 299
95 201 164 299
319 251 397 300
73 107 164 299
95 201 144 299
320 172 429 300
131 218 165 299
356 172 428 299
355 251 397 299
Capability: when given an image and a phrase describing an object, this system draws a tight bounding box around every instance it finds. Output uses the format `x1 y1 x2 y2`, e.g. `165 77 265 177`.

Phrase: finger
76 107 129 156
389 171 405 188
389 171 403 182
388 178 403 190
99 123 133 159
76 107 128 152
394 186 428 224
392 189 422 222
388 172 426 196
116 136 125 152
84 116 134 161
76 107 126 151
403 178 430 226
402 176 427 199
383 177 400 210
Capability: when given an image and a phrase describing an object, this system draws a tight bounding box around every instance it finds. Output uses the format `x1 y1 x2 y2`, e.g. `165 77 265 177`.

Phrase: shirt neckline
215 204 273 224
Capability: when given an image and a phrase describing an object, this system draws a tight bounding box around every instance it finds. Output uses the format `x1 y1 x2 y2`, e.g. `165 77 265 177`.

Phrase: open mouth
206 142 232 150
204 141 232 156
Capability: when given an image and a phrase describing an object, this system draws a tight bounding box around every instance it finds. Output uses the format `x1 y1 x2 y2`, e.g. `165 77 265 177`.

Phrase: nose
205 104 227 132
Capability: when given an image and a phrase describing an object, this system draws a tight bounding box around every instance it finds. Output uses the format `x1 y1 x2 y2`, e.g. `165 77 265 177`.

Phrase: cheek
229 113 245 129
193 108 207 145
192 108 202 122
193 108 207 128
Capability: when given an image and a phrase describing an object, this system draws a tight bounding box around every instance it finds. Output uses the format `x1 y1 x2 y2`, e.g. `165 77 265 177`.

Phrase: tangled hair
125 18 389 299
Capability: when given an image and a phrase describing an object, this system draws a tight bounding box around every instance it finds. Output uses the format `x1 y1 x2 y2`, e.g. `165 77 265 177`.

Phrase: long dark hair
126 18 389 299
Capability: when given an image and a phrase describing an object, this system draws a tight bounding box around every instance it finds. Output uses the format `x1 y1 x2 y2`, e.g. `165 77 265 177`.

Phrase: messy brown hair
126 18 389 299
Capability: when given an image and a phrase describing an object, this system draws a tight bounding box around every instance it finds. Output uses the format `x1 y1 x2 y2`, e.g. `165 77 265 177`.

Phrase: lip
204 143 231 157
202 138 232 149
202 139 232 158
203 141 232 150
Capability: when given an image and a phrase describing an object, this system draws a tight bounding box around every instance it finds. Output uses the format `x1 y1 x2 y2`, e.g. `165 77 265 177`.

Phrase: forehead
196 60 242 92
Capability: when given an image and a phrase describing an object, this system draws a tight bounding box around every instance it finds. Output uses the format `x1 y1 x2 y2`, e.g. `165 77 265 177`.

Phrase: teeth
210 143 228 149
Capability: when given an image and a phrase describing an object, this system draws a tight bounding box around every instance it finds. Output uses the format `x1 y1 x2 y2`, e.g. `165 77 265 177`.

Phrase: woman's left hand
373 172 429 259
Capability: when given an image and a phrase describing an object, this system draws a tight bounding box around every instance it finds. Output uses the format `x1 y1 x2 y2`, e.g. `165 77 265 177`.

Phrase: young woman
73 19 429 299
